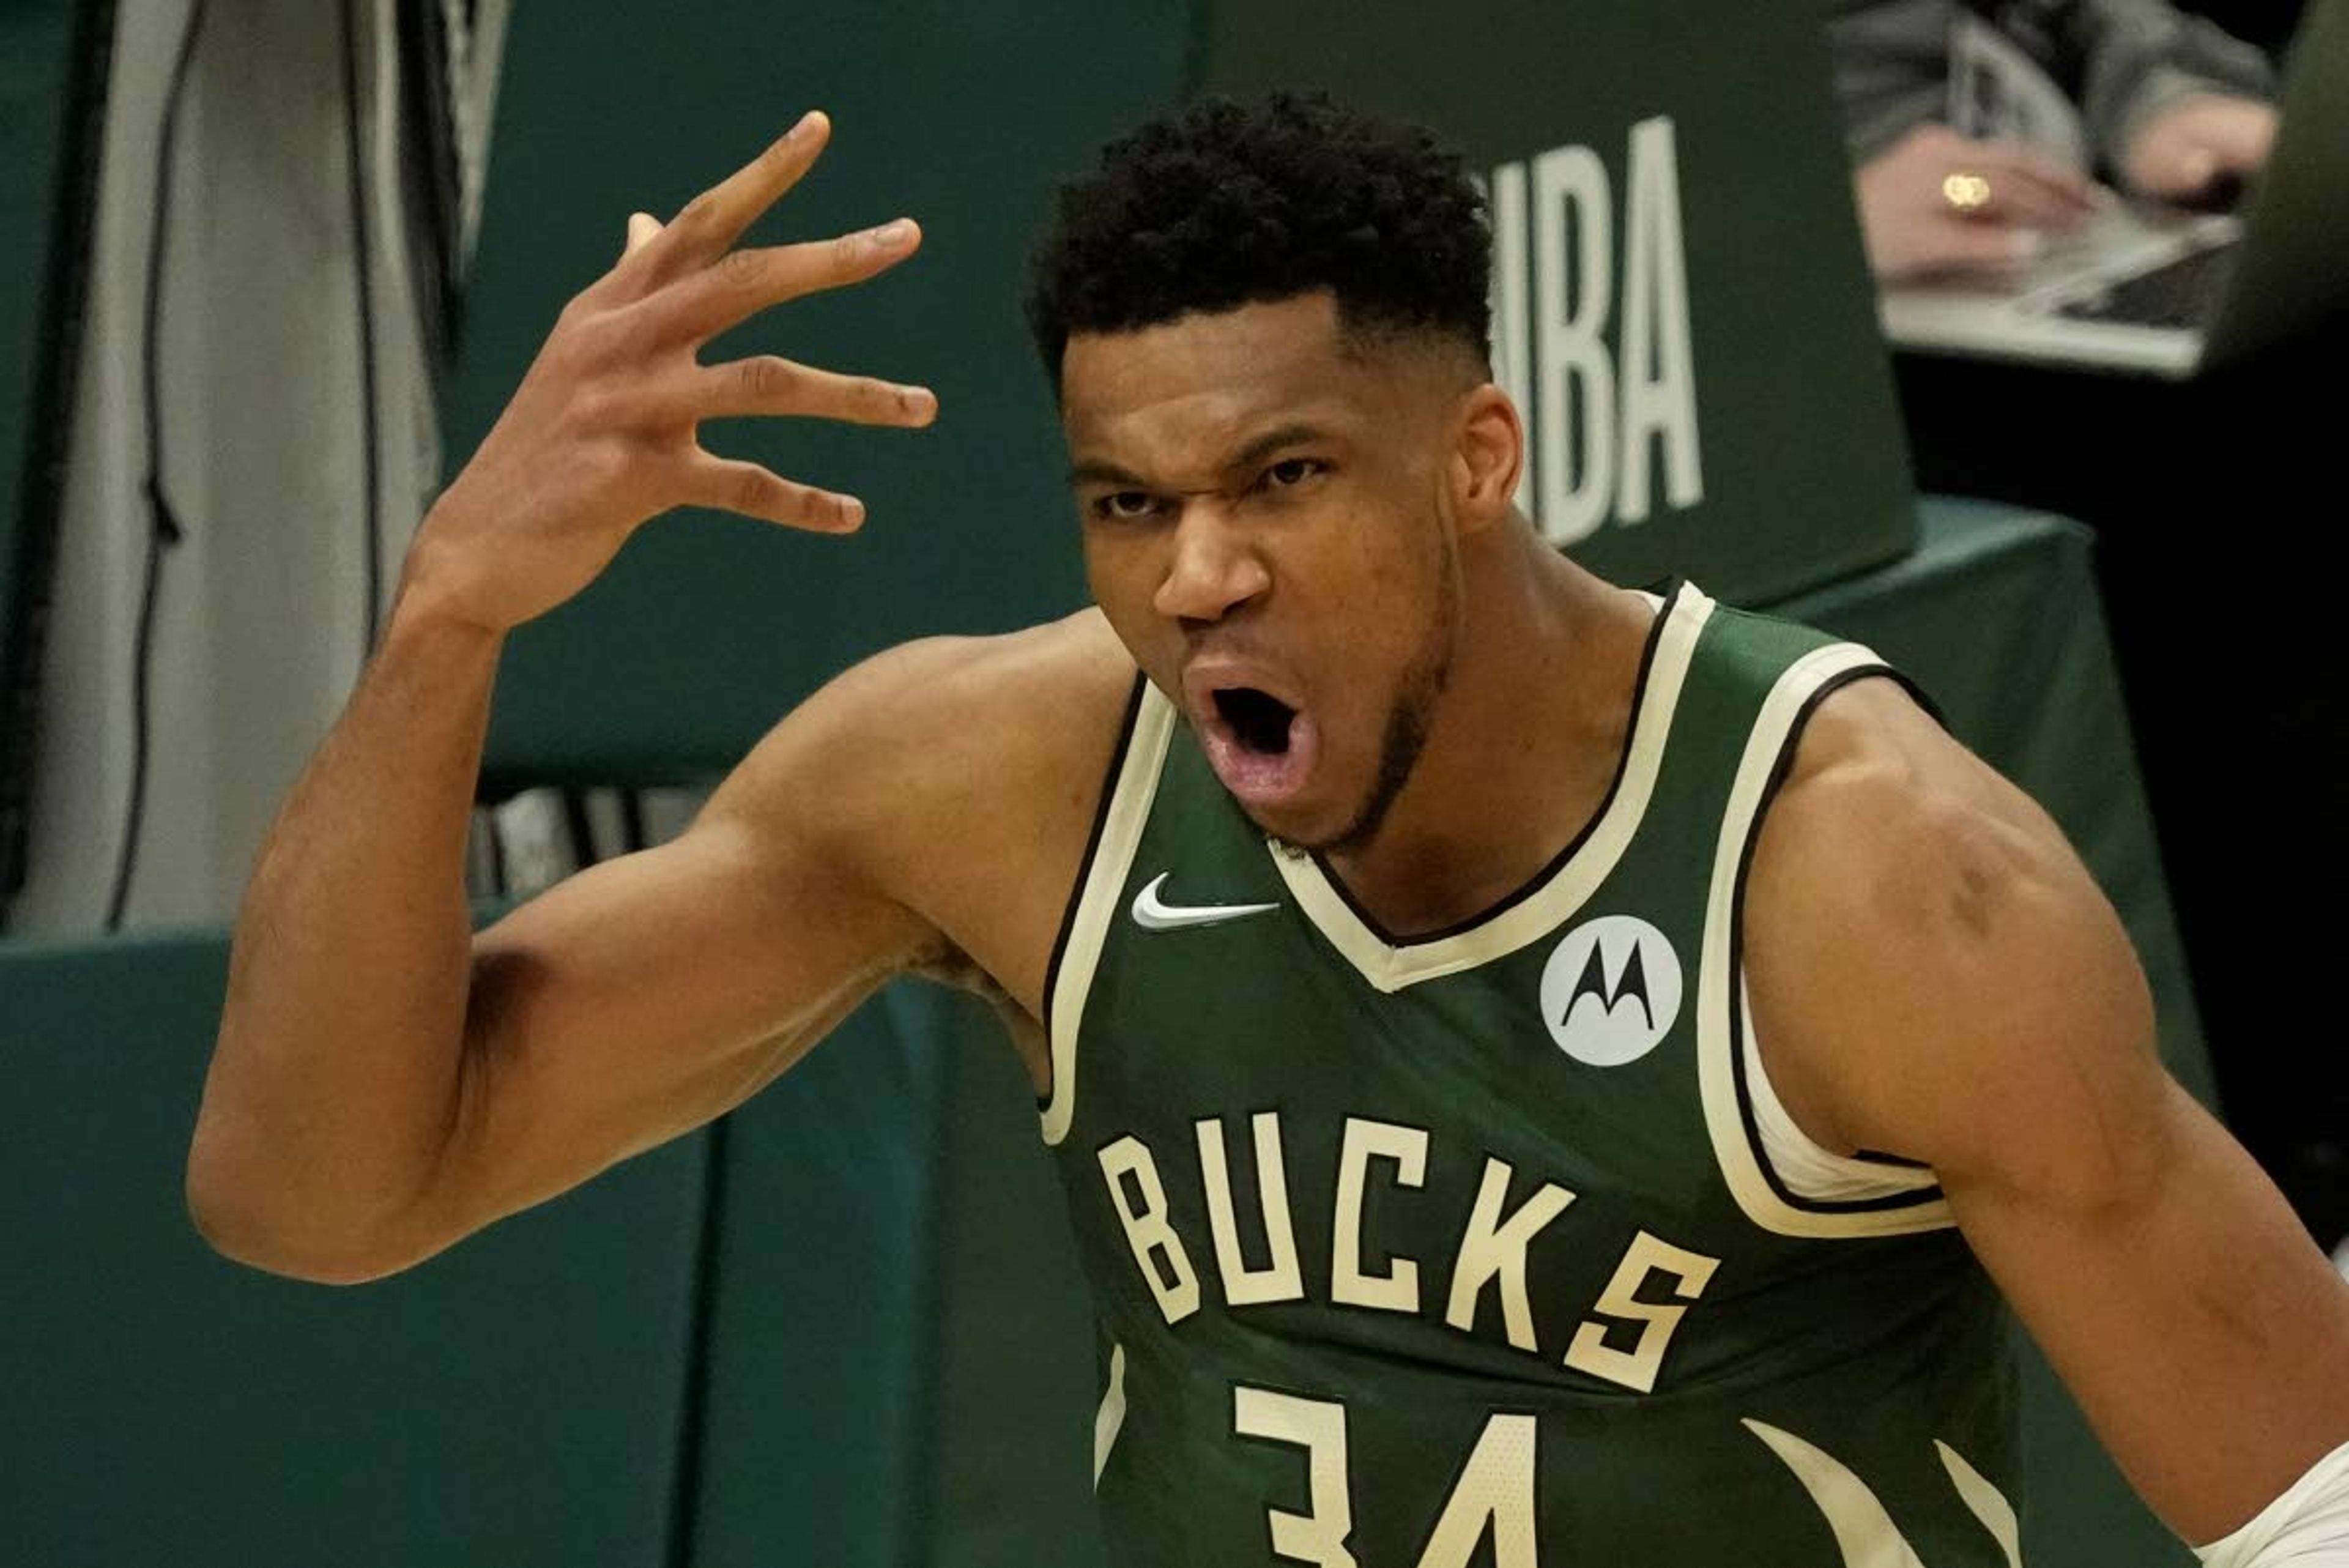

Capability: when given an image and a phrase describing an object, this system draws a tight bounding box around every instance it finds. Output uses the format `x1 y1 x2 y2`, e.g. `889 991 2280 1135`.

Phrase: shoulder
1747 677 2066 965
1742 675 2164 1197
709 607 1137 864
696 609 1140 1016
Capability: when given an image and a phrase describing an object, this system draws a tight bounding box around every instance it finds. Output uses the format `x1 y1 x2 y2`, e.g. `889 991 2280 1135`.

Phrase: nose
1152 501 1271 625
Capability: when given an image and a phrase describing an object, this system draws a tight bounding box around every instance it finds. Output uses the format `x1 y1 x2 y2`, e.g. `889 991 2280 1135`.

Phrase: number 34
1233 1388 1538 1568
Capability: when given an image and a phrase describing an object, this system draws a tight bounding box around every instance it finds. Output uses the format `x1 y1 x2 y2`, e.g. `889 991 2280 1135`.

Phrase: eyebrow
1065 457 1149 489
1064 423 1333 490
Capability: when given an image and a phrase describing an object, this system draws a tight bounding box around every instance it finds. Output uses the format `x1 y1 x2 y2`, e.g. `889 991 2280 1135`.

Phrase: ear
1447 383 1525 536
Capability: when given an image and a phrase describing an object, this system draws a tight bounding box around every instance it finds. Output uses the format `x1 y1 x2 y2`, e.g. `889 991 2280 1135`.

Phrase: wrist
387 518 517 646
385 553 511 653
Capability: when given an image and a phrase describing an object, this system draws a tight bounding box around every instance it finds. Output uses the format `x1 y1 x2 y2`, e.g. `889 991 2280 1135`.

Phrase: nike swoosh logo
1130 872 1281 932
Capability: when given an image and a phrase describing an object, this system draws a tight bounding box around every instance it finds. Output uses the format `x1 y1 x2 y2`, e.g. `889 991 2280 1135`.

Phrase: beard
1274 542 1461 858
1315 651 1447 853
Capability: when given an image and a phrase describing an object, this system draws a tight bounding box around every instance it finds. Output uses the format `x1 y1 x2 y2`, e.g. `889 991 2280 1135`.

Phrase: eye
1091 490 1160 522
1260 458 1326 489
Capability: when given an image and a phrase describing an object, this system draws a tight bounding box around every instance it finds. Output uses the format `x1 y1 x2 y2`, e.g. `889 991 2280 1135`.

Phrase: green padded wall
931 997 1111 1568
0 927 708 1568
682 984 957 1568
1197 0 1915 605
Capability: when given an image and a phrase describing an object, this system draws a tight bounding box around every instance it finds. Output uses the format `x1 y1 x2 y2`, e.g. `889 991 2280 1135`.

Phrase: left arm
1746 679 2349 1548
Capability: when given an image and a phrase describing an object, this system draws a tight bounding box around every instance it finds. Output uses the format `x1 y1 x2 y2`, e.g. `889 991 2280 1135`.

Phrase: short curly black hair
1025 91 1492 387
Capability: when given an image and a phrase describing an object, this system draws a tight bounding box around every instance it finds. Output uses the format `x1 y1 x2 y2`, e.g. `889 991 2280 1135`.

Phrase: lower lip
1201 712 1320 810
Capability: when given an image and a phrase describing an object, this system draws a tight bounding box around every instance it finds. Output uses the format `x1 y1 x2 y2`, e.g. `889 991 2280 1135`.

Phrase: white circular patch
1539 915 1683 1066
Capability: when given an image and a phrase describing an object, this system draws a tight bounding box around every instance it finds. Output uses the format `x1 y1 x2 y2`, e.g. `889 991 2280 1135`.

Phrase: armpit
908 940 1051 1093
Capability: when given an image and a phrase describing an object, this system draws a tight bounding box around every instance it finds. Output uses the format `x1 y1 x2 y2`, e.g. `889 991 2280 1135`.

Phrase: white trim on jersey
1743 1419 2024 1567
1743 1418 1932 1567
1041 686 1179 1148
1744 975 1942 1208
1937 1438 2025 1568
1266 585 1716 994
2195 1437 2349 1568
1697 642 1957 1239
1093 1342 1129 1487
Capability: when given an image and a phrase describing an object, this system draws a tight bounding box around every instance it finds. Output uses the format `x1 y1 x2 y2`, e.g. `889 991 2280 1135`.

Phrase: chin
1248 789 1383 859
1225 790 1337 855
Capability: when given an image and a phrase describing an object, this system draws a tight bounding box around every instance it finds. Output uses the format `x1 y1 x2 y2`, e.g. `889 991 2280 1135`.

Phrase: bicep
1945 1072 2349 1545
429 800 937 1241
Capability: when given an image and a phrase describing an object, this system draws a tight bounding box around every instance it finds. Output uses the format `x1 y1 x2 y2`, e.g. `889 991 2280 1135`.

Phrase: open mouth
1212 686 1298 756
1195 682 1318 809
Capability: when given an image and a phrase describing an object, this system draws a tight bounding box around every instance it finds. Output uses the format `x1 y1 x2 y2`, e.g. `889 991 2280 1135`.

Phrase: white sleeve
2197 1440 2349 1568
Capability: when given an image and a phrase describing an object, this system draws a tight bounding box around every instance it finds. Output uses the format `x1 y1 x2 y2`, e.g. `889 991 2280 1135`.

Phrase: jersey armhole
1738 972 1945 1207
1039 677 1176 1146
1696 648 1959 1239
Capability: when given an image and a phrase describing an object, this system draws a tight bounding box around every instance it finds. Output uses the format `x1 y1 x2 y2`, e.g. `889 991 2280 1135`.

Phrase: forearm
189 559 505 1280
1950 1085 2349 1544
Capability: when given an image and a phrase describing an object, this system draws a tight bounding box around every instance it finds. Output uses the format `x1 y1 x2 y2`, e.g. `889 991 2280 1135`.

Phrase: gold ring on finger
1942 171 1994 217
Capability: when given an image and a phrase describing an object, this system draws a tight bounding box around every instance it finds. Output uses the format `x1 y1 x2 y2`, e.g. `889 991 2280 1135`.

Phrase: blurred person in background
1830 0 2279 281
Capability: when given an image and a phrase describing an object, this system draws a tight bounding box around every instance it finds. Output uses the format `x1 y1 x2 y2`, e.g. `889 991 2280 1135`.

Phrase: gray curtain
10 0 506 931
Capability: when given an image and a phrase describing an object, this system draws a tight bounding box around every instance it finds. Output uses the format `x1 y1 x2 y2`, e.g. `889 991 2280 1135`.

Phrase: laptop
1876 0 2349 379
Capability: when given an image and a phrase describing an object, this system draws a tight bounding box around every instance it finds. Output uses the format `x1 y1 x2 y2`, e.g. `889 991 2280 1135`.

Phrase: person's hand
1854 124 2101 284
2121 92 2276 205
401 111 937 636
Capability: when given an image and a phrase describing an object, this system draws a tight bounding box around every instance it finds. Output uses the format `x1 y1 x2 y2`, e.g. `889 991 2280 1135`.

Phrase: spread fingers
677 454 867 533
647 112 833 277
640 219 924 345
688 356 938 427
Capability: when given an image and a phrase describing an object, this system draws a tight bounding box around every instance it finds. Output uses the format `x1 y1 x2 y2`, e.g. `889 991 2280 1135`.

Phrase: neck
1321 515 1655 937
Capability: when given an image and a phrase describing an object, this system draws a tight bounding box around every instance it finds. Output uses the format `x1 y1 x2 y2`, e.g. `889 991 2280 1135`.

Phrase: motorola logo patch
1540 915 1683 1066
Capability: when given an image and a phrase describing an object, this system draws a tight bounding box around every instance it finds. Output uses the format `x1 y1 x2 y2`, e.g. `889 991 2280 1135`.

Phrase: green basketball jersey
1038 584 2024 1567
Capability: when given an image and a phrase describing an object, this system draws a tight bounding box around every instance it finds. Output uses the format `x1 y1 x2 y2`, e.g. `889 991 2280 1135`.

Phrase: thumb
624 210 662 256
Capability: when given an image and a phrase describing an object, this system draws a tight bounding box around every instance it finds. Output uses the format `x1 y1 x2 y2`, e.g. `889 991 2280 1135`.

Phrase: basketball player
188 95 2349 1564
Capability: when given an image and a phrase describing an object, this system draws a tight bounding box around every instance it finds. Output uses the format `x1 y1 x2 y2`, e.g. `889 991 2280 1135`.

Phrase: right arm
187 113 944 1282
189 609 956 1284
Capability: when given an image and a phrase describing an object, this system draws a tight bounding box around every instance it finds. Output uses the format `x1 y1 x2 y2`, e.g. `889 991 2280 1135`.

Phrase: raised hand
401 111 937 635
1854 124 2101 284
